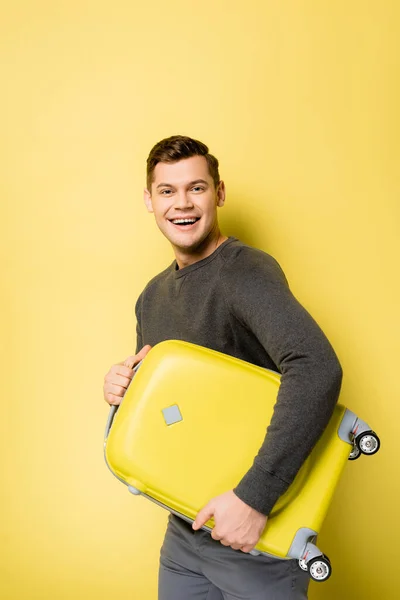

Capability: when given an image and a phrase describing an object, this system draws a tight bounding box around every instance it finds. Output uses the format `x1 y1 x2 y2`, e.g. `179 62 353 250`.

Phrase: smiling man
103 135 343 600
144 150 227 267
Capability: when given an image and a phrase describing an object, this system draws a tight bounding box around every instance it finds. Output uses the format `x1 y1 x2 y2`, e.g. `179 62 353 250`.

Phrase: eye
160 189 172 195
192 186 204 192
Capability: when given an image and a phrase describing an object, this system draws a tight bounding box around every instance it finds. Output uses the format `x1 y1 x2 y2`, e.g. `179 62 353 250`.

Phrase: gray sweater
135 237 343 516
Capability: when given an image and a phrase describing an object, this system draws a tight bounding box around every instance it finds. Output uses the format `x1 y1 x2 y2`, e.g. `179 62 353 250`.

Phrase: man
103 135 343 599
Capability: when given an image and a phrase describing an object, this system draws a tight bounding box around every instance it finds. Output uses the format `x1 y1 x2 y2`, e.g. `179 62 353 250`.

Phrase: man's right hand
103 345 152 406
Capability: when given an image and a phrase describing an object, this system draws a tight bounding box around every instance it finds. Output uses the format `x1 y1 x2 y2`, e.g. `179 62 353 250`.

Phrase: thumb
136 344 152 362
124 345 152 368
192 502 214 530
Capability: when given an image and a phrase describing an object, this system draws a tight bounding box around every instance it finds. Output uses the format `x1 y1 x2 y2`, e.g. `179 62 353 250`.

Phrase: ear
144 188 154 213
216 180 226 207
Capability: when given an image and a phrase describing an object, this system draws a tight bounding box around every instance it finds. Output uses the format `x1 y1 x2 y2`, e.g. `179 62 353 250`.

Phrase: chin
171 236 203 251
163 230 205 250
158 219 215 252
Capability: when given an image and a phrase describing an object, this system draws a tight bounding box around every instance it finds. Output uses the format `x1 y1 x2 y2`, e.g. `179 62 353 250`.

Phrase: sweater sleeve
221 247 343 516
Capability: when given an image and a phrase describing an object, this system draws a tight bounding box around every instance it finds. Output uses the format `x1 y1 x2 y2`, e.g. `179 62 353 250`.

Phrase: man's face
144 155 225 252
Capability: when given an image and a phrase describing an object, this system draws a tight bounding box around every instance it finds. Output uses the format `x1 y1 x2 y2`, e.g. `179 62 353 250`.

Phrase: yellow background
1 1 399 599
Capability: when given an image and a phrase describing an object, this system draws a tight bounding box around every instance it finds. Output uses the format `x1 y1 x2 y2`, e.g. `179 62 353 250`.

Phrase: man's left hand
192 490 267 553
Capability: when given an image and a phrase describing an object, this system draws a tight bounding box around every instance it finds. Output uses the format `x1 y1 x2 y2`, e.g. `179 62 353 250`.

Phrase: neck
173 228 228 269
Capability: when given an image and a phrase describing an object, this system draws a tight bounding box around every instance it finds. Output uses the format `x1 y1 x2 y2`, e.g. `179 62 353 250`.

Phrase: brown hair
146 135 220 192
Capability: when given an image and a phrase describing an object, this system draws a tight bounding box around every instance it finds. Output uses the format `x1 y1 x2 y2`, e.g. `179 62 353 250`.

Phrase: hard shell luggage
104 340 380 582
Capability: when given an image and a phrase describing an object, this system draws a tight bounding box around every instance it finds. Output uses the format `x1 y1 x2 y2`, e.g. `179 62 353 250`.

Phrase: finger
229 543 243 551
123 356 137 369
112 364 136 379
239 545 254 553
210 528 223 541
124 345 152 369
105 392 123 406
135 344 152 362
218 538 230 546
192 504 214 530
105 383 127 398
106 373 132 389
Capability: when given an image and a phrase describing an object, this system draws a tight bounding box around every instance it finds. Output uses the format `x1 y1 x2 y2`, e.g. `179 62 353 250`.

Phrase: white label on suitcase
162 404 183 425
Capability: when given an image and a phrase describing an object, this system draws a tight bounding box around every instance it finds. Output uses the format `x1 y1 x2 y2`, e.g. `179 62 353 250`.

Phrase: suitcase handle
104 360 142 442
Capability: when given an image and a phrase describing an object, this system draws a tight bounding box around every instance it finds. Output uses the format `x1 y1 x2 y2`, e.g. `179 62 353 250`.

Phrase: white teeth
172 218 198 224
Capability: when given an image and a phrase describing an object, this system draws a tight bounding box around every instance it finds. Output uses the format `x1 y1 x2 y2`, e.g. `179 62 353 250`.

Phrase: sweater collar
172 236 236 279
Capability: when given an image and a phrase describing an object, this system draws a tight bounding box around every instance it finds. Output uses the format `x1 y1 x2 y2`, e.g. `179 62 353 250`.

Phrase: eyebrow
156 179 209 189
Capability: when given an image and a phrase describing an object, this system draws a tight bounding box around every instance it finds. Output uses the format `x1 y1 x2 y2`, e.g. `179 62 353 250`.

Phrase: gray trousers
158 514 310 600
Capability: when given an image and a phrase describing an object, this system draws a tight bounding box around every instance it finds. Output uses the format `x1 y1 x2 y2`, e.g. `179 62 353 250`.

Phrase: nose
174 190 194 210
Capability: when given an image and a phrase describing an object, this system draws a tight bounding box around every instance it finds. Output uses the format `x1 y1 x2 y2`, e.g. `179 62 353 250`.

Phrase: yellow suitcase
104 340 380 582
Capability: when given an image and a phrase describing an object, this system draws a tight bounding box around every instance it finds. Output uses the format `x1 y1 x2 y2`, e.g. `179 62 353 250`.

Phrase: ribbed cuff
233 464 289 516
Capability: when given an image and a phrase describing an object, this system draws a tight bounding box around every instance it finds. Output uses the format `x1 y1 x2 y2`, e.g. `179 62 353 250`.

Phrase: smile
168 217 201 227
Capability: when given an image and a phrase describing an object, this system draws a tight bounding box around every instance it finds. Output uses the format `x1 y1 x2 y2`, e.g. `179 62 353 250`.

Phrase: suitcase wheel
298 557 309 571
307 555 332 582
356 430 380 456
297 552 330 571
348 443 361 460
